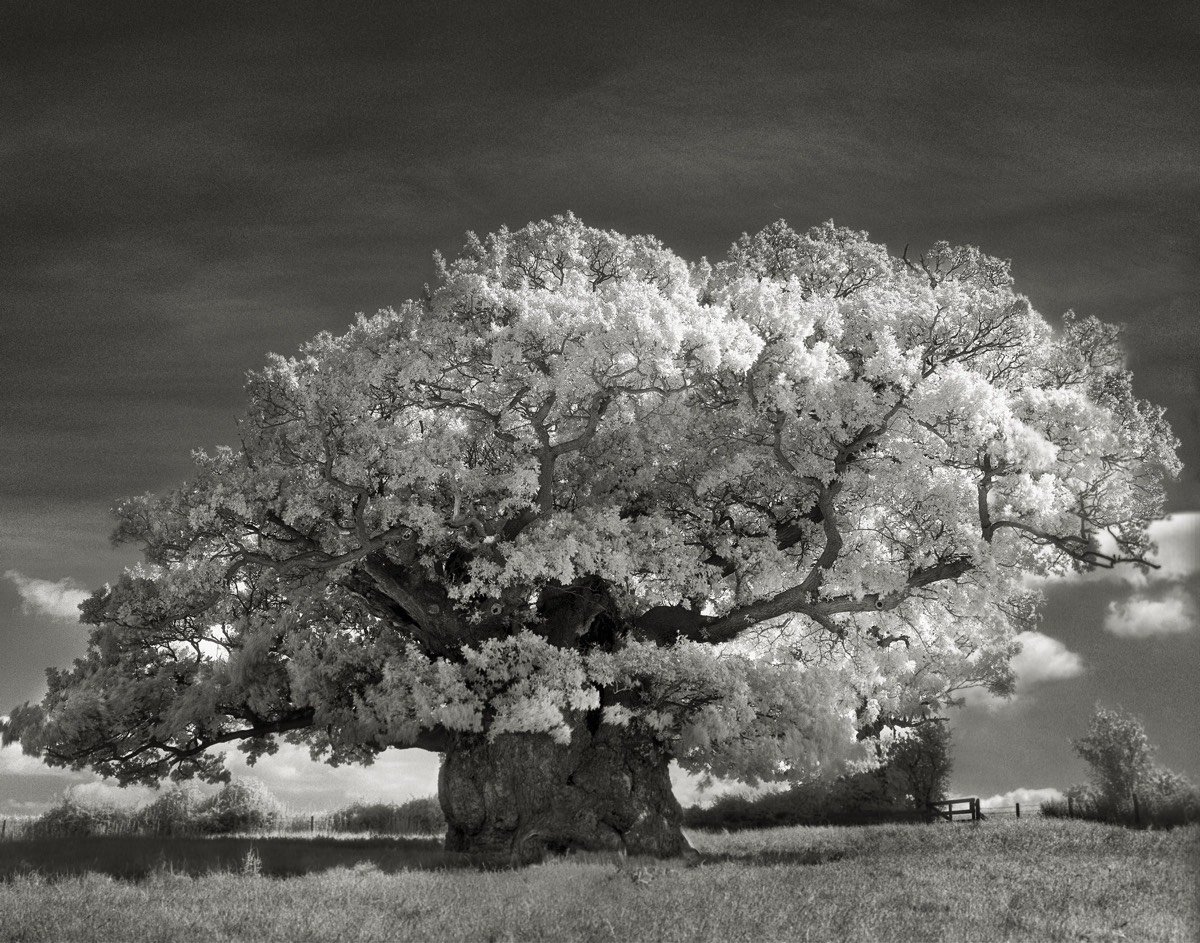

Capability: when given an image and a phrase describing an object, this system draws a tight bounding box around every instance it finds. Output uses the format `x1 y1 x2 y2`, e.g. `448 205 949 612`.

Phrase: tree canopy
1072 705 1156 804
4 214 1180 791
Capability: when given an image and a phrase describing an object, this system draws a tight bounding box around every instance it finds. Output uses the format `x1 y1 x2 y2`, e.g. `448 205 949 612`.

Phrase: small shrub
1041 781 1200 828
196 779 283 833
240 847 263 876
135 782 204 836
327 797 445 834
397 796 446 833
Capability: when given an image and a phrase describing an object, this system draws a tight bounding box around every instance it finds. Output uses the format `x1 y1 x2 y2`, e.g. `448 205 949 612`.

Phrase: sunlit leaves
7 214 1179 788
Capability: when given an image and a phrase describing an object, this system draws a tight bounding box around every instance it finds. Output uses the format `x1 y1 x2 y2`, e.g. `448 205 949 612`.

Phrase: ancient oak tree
3 216 1178 861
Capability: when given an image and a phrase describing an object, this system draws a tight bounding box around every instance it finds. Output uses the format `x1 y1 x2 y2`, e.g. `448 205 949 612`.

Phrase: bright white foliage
5 214 1179 788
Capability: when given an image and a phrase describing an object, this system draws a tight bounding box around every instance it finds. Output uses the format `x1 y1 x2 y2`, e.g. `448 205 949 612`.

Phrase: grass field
1 818 1196 942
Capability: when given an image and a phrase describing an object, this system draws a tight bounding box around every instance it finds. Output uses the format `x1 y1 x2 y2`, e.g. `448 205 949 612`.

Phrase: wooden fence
980 803 1024 819
928 797 981 822
926 798 1024 822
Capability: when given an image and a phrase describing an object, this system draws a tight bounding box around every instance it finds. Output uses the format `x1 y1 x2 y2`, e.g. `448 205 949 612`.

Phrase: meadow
1 818 1196 942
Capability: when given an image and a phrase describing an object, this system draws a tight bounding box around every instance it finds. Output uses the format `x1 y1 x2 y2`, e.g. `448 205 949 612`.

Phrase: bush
1042 783 1200 829
196 779 283 833
1046 705 1200 829
26 796 135 839
326 797 445 835
135 782 205 836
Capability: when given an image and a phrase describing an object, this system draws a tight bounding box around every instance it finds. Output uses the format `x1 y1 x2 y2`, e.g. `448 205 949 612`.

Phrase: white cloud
0 747 152 815
981 786 1064 810
64 782 156 809
4 570 90 622
1010 630 1085 685
1104 586 1197 638
223 743 441 809
0 740 444 817
0 738 53 775
958 630 1084 712
669 765 785 809
1140 513 1200 583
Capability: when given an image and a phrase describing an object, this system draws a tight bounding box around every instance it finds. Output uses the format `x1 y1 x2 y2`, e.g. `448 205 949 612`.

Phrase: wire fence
978 803 1023 819
1042 792 1199 829
0 817 35 842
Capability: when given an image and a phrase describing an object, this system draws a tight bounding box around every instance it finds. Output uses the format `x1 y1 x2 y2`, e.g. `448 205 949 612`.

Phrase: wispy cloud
981 786 1064 810
1104 586 1197 638
3 570 89 622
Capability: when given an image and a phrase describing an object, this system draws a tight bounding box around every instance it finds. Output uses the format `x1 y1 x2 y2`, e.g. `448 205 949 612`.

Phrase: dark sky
2 0 1198 810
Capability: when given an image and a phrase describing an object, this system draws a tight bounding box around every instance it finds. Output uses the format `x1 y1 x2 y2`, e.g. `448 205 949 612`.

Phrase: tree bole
437 720 693 865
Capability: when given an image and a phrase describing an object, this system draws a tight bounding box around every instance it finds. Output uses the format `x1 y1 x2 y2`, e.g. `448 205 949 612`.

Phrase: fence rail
980 803 1023 818
927 797 982 821
923 798 1024 822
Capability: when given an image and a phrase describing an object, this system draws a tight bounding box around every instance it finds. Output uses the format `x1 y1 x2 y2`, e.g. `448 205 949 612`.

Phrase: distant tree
884 720 952 809
1064 705 1199 825
1072 705 1156 807
2 215 1179 864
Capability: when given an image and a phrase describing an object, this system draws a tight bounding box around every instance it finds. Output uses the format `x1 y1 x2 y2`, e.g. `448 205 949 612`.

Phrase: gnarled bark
438 719 692 866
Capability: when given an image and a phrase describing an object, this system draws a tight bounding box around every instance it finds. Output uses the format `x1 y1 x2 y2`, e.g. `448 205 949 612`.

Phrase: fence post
1015 802 1020 819
1132 793 1141 827
1 818 6 840
310 814 315 834
1068 796 1073 818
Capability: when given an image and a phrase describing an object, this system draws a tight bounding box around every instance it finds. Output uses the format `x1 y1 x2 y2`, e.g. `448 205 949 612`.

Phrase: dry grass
1 818 1196 942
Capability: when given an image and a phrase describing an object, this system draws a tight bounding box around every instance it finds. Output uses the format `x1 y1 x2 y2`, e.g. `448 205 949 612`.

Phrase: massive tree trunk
438 718 693 865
